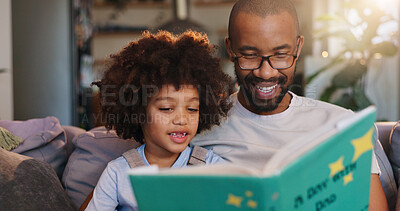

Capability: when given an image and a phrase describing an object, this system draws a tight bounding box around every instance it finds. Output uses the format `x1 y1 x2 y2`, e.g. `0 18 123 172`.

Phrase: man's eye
242 54 258 59
273 53 290 58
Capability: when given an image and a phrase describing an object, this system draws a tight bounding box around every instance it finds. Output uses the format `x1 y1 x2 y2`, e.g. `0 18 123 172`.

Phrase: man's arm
369 174 388 211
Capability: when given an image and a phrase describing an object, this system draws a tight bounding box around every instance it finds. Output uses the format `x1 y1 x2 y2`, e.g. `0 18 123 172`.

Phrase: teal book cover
129 106 376 211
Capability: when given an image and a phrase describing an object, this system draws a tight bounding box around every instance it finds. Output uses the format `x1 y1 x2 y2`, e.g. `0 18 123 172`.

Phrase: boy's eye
159 108 172 111
187 108 199 112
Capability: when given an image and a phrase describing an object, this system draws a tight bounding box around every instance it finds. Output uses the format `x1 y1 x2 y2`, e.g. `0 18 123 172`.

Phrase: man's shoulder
193 113 246 141
291 92 353 115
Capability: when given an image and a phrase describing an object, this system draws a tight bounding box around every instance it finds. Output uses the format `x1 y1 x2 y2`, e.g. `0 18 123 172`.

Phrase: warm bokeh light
363 8 372 17
376 0 399 15
321 51 329 58
360 0 398 14
373 53 383 59
345 0 398 44
344 52 352 59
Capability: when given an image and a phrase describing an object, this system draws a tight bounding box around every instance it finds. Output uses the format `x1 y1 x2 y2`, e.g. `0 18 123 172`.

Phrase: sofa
0 117 140 209
0 117 399 210
375 121 400 210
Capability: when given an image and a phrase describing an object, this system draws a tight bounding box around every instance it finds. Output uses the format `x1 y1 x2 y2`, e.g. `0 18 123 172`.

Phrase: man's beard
236 70 292 113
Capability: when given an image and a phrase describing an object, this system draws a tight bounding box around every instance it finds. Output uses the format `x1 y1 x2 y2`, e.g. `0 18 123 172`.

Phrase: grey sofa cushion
0 117 68 179
388 121 400 183
375 137 397 211
62 127 140 208
376 122 396 156
0 147 75 211
62 125 86 157
388 121 400 211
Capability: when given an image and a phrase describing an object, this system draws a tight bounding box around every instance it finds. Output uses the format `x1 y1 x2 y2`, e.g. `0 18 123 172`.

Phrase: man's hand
369 174 388 211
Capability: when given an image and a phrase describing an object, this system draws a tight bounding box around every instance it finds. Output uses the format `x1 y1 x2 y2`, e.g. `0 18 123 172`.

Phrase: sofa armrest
376 122 397 155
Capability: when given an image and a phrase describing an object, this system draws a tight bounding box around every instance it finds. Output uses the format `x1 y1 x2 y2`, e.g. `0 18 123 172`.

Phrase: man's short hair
228 0 299 38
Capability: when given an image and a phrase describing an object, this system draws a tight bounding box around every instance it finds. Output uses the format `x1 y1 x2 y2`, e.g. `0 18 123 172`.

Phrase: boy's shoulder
106 147 143 171
122 147 146 168
191 145 227 165
107 145 225 170
106 156 131 172
187 145 209 165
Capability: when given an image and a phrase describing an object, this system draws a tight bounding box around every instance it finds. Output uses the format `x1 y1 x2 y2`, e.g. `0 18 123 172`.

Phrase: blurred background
0 0 398 129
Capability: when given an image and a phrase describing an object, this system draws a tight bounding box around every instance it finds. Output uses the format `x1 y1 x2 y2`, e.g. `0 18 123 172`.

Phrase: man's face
226 11 303 115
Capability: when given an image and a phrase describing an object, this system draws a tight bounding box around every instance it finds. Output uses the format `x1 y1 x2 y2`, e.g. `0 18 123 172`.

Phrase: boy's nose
172 112 187 125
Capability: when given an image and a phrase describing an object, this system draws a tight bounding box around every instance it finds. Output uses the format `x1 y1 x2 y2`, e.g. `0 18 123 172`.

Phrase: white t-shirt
191 91 380 174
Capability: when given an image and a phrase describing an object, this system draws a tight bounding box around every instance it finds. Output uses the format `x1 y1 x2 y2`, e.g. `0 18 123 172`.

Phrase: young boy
86 30 232 210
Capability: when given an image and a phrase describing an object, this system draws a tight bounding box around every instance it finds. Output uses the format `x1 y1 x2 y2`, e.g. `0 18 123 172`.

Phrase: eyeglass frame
228 36 301 71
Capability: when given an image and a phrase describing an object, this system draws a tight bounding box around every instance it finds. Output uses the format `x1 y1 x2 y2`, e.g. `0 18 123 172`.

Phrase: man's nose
252 59 280 79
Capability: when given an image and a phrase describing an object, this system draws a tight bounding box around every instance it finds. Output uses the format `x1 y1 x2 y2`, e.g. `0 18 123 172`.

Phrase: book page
129 163 263 176
128 165 160 175
159 163 262 176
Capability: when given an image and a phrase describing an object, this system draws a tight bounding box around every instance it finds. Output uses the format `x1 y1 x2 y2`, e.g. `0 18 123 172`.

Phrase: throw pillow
62 127 140 208
0 116 68 179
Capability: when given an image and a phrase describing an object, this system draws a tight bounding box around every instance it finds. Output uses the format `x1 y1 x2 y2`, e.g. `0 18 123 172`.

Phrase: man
191 0 388 210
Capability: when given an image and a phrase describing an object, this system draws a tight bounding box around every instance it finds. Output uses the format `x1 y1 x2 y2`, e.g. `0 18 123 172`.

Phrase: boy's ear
224 37 234 62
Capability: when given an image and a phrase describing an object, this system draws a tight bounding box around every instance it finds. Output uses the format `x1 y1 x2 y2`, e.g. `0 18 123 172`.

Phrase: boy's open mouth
169 132 189 144
169 132 187 138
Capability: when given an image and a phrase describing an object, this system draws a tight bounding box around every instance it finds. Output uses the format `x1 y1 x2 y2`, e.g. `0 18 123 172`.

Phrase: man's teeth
170 133 187 138
256 84 277 93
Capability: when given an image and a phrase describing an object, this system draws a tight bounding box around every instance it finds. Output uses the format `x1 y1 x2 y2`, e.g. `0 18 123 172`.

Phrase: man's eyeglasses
230 37 300 71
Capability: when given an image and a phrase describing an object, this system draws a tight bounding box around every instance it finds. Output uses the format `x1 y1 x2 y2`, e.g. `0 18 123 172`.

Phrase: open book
129 106 376 211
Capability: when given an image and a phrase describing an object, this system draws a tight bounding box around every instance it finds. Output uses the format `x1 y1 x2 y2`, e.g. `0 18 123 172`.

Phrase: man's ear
295 35 305 61
224 37 234 62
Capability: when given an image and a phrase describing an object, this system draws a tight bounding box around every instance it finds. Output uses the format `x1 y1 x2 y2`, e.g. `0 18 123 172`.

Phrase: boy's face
142 84 200 157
